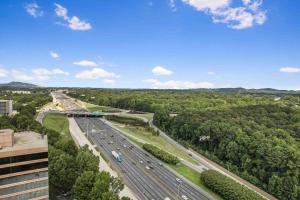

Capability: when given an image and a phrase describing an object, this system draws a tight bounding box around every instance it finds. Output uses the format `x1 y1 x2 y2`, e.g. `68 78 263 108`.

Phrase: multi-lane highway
53 91 213 200
76 117 212 200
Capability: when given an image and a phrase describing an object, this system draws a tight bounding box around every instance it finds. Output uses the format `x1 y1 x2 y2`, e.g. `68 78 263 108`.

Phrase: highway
76 117 212 200
53 91 213 200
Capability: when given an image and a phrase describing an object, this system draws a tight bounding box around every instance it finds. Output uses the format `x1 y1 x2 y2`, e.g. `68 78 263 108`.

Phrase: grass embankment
78 100 122 113
43 113 70 136
112 122 198 164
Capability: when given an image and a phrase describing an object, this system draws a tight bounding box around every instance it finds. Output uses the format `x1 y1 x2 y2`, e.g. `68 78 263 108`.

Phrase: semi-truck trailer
112 150 122 162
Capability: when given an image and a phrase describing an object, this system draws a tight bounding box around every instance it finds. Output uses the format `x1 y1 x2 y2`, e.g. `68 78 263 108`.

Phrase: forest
69 88 300 200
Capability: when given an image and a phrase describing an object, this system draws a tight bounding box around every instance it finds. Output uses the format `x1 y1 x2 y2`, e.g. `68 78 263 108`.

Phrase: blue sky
0 0 299 89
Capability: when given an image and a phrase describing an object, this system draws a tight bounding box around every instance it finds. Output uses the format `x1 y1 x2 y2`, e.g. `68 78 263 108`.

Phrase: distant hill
0 81 38 88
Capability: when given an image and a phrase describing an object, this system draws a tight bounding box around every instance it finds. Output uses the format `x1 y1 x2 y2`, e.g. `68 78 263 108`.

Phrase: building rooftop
0 130 48 158
0 100 12 102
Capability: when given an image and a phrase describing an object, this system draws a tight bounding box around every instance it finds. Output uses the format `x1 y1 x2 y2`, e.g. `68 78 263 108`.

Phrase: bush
142 143 179 165
105 115 147 127
201 170 264 200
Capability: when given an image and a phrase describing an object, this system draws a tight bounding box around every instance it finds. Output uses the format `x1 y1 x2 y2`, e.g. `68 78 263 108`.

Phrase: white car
139 160 143 164
145 166 150 170
181 195 188 200
176 178 182 183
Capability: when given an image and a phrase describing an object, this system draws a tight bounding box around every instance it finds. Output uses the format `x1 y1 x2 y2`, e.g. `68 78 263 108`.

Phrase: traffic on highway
54 91 213 200
75 117 212 200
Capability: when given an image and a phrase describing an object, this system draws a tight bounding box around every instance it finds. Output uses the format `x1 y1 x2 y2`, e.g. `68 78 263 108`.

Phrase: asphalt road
75 117 213 200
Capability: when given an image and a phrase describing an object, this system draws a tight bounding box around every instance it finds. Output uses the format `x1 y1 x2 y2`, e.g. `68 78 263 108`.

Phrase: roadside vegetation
109 120 197 164
201 170 264 200
43 113 70 135
142 143 179 165
69 88 300 200
106 115 148 127
44 113 130 200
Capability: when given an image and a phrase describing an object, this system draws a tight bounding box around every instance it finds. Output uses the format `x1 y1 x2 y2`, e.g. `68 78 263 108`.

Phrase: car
147 160 151 164
145 166 150 170
145 153 149 157
188 153 192 157
108 141 114 144
176 178 182 183
121 169 126 173
158 162 163 166
149 165 154 169
139 160 143 164
111 135 114 137
100 144 103 147
181 195 188 200
123 144 127 148
132 162 136 165
117 147 121 150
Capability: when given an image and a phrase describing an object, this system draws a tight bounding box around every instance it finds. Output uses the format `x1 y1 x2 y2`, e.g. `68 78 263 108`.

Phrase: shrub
201 170 264 200
142 143 179 165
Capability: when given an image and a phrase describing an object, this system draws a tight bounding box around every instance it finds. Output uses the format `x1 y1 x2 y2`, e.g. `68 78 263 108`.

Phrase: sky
0 0 299 90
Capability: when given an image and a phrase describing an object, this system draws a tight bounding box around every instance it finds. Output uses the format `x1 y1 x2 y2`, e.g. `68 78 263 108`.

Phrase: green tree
76 146 100 174
72 171 95 200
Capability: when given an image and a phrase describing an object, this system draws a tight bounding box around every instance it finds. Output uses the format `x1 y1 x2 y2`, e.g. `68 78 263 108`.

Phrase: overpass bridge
42 110 105 118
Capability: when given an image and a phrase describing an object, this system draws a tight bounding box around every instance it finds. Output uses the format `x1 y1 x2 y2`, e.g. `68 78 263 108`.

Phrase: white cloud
152 66 173 76
54 3 92 31
169 0 177 11
68 16 92 31
208 71 215 75
25 3 43 17
52 69 69 76
182 0 266 29
144 79 214 89
75 68 119 79
33 68 69 80
12 70 34 81
73 60 98 67
0 67 8 77
280 67 300 73
103 79 116 84
182 0 230 11
11 68 69 81
50 51 59 59
54 3 68 20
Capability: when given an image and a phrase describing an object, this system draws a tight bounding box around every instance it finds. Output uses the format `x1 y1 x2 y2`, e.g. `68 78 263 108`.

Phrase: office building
0 129 49 200
0 100 13 116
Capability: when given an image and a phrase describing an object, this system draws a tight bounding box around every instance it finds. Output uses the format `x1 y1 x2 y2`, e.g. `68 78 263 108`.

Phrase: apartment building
0 100 13 116
0 129 49 200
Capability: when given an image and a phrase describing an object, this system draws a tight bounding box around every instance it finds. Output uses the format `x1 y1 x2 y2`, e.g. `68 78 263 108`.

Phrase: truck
112 151 122 162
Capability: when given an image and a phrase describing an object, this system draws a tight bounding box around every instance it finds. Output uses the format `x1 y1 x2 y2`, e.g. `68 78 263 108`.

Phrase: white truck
112 151 122 162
